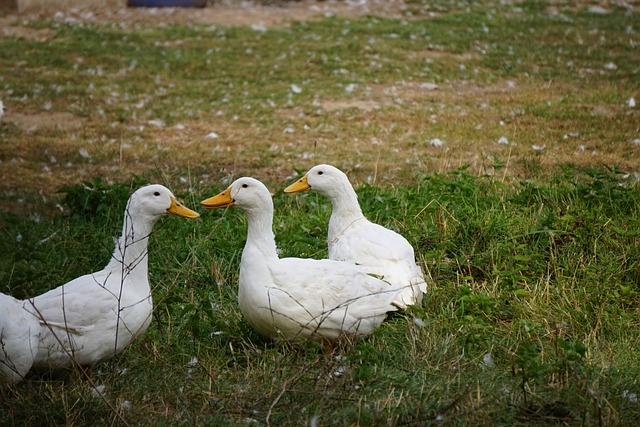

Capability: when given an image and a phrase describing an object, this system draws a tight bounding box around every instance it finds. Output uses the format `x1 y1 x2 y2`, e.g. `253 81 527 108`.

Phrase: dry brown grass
2 77 638 210
1 0 638 214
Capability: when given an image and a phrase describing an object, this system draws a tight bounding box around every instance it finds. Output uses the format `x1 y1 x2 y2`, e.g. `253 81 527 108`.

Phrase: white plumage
0 294 39 384
285 164 427 309
0 184 198 383
201 177 399 343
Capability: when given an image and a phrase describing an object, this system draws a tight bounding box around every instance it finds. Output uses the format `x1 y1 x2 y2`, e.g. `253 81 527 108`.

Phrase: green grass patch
2 166 640 425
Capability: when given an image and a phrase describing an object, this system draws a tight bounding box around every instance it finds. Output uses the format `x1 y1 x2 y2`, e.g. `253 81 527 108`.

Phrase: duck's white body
0 294 39 384
0 185 198 381
26 250 155 370
202 177 399 342
285 164 427 309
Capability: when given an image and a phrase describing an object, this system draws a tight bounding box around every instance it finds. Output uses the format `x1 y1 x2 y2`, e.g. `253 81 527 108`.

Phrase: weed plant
1 165 640 425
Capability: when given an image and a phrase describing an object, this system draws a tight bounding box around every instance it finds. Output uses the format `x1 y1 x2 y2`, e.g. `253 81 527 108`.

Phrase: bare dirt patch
1 1 411 28
316 99 386 112
7 111 86 133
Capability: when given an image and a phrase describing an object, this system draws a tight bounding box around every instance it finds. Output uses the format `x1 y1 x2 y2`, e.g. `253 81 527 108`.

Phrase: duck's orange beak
284 175 310 193
200 187 234 208
167 197 200 218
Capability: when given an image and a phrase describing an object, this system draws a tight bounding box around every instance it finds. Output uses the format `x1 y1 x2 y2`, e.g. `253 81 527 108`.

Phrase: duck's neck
327 185 365 242
244 205 279 260
106 211 154 276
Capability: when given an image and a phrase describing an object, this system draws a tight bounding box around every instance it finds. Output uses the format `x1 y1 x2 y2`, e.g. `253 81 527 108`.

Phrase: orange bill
283 175 311 193
200 188 234 208
167 197 200 218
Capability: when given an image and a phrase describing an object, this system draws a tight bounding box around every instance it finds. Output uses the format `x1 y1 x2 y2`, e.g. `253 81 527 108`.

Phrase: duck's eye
242 184 248 188
317 171 324 175
154 191 160 196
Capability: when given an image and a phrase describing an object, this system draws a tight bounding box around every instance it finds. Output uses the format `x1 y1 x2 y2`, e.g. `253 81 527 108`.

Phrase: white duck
0 293 39 384
284 164 427 309
1 184 199 379
200 177 400 343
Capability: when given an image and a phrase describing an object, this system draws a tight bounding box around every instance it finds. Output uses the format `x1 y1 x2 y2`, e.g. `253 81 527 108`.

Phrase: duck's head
284 164 348 196
128 184 200 220
201 177 272 212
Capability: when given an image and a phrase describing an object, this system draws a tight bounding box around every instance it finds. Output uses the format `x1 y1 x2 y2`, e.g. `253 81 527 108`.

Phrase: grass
1 0 639 425
0 0 638 207
2 166 640 425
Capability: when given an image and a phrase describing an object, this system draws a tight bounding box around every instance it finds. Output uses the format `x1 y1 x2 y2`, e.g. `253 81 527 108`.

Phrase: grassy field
1 0 639 425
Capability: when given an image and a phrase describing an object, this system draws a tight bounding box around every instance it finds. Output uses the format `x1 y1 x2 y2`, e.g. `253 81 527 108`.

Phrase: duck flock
0 164 426 384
